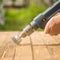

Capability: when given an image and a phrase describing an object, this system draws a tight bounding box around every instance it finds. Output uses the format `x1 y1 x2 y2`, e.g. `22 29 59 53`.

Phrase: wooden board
0 31 60 60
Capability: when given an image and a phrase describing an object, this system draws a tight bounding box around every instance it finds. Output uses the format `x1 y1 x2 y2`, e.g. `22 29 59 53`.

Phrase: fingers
44 13 60 35
44 22 50 34
44 17 53 34
44 17 55 35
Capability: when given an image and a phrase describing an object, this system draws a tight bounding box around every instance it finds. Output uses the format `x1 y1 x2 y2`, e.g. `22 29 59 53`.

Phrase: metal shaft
12 25 35 44
12 0 60 44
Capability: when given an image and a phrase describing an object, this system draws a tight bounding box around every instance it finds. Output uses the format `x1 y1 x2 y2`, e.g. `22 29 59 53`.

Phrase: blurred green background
0 0 57 31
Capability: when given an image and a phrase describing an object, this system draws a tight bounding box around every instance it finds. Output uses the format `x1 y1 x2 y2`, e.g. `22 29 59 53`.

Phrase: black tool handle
34 0 60 29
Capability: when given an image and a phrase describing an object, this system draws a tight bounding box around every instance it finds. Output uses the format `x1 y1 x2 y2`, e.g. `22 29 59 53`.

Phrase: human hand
44 15 60 35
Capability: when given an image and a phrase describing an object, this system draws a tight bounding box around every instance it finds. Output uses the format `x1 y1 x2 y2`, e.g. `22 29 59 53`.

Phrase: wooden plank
0 32 8 58
30 31 59 45
0 31 60 60
0 32 17 59
4 46 15 58
30 32 44 45
0 32 8 46
1 58 13 60
39 32 58 45
46 46 60 60
33 46 51 60
20 36 31 45
14 46 32 60
51 35 60 44
0 42 15 60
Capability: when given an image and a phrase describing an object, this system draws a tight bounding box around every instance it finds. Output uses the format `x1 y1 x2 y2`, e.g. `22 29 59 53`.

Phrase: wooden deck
0 31 60 60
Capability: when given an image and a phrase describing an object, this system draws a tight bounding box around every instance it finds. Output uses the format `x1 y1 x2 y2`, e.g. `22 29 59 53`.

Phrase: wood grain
0 31 60 60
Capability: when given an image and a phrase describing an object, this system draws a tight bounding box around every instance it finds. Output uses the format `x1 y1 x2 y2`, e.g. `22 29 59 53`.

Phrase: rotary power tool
12 0 60 44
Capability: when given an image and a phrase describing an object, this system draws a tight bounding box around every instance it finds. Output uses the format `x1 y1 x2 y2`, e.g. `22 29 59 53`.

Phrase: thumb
44 23 50 34
44 18 53 34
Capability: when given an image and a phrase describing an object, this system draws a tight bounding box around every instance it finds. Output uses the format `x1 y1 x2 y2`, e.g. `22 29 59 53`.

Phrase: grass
0 3 47 31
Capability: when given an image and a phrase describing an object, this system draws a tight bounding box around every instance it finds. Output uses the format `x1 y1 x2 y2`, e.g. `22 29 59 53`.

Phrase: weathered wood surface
0 31 60 60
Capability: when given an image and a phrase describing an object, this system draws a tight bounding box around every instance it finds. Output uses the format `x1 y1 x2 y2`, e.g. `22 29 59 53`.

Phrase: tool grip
34 0 60 29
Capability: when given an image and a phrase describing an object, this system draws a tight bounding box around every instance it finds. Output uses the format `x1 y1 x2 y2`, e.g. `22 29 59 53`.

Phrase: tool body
12 0 60 44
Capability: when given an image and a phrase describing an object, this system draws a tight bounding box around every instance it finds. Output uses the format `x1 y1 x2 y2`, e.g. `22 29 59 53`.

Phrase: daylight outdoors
0 0 60 60
0 0 57 31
